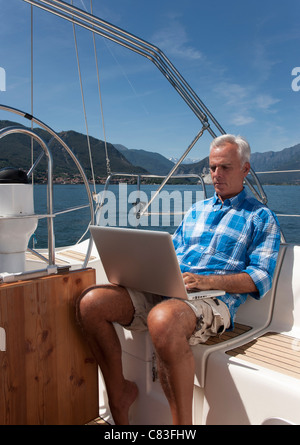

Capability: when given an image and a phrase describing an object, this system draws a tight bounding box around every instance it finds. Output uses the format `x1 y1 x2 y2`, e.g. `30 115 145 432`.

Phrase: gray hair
210 134 251 165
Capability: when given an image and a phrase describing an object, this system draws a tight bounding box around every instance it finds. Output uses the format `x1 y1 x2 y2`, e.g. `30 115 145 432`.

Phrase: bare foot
109 380 138 425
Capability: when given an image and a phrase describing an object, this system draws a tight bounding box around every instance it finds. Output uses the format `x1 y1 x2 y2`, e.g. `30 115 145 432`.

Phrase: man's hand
183 272 258 294
183 272 211 291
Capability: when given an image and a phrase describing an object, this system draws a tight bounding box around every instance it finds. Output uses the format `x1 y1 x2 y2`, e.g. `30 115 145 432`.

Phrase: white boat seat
268 243 300 334
196 243 300 425
192 243 287 387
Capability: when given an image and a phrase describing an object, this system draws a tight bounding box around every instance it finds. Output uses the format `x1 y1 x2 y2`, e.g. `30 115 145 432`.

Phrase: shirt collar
213 187 247 208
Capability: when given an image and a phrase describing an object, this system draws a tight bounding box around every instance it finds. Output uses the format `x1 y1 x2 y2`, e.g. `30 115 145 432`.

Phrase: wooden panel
0 268 99 425
226 332 300 380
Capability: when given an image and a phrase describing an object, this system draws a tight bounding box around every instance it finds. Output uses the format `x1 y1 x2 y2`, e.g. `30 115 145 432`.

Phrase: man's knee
147 301 182 347
148 303 170 332
147 305 170 351
77 284 118 322
77 284 135 327
147 300 197 348
76 285 104 325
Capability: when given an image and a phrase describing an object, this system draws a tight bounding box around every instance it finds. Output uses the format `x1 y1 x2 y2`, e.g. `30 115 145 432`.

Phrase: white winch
0 168 38 273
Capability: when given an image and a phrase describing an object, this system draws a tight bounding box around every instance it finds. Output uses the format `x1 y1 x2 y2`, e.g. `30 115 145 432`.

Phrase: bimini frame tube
22 0 223 137
20 0 269 206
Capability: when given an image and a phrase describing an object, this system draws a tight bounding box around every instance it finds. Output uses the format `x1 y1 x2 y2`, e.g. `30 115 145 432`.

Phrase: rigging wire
71 0 96 194
73 0 113 244
90 0 111 176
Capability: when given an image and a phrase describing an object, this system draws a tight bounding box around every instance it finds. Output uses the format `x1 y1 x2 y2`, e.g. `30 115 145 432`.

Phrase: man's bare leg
76 285 138 425
147 299 197 425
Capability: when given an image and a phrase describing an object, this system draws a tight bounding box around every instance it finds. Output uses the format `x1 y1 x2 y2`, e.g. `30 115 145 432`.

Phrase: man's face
209 142 250 201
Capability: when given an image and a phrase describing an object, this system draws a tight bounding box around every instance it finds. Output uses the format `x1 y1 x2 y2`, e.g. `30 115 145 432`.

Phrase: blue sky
0 0 299 162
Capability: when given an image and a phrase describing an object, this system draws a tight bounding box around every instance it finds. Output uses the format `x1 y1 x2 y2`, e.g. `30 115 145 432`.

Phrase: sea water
32 183 300 248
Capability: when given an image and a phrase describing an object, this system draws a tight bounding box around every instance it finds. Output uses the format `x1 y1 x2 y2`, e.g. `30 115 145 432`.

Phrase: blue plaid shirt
172 188 281 324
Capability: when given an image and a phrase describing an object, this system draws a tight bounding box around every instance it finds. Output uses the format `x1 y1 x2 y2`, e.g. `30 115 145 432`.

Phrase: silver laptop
89 225 225 301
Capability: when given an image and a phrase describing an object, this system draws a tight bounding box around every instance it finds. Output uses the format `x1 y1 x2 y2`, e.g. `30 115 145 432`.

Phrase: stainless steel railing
0 104 95 268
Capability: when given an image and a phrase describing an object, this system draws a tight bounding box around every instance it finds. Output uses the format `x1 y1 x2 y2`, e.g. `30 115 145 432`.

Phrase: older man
77 135 281 425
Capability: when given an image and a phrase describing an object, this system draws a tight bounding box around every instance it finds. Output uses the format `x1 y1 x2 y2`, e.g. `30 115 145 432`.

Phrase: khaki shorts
123 288 231 346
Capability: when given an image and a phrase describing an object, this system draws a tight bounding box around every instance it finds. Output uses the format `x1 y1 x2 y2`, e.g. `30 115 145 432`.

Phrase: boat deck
26 249 97 265
87 417 109 425
226 331 300 380
198 323 300 380
204 323 252 345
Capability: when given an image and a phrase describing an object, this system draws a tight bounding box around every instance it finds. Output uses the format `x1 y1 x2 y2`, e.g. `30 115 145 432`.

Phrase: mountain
114 141 300 184
114 144 174 176
0 120 148 182
246 144 300 184
0 120 299 184
172 144 300 185
251 144 300 171
174 157 210 175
